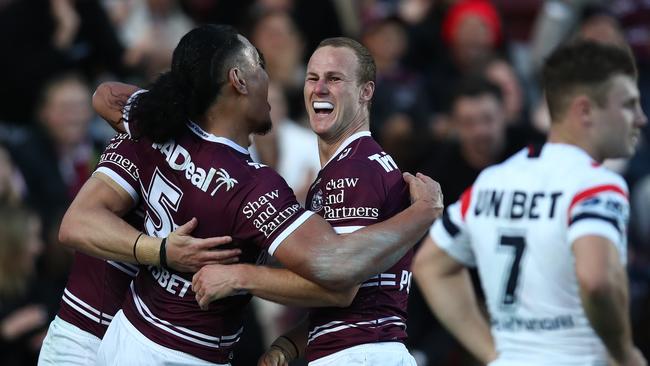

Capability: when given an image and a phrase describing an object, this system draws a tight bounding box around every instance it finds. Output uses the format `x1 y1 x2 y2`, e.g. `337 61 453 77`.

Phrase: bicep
572 235 626 292
71 174 135 216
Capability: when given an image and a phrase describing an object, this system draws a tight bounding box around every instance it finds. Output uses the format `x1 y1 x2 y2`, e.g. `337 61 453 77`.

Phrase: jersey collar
322 131 372 168
186 120 250 155
542 143 597 165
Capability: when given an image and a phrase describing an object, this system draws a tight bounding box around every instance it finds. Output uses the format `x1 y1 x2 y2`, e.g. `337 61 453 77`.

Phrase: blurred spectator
179 0 254 27
424 0 506 124
475 55 528 126
104 0 195 81
0 0 128 124
361 15 430 172
0 145 25 205
247 9 306 120
7 73 100 231
0 205 48 366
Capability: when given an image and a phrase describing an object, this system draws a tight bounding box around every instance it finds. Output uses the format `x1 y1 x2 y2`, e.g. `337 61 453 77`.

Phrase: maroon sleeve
231 168 313 255
94 133 141 203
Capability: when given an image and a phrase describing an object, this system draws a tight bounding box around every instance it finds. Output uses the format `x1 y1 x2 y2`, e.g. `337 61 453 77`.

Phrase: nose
314 79 329 95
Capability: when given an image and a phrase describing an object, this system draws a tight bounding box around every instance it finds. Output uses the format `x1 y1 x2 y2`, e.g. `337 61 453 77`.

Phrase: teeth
313 101 334 110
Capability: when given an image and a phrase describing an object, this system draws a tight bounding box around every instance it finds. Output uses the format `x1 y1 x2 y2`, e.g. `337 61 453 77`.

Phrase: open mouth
313 101 334 115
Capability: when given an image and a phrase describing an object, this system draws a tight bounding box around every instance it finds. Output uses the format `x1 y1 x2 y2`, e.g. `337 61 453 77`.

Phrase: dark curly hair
128 24 246 142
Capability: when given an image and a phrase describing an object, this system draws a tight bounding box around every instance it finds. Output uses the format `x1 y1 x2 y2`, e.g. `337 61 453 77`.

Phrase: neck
199 99 251 148
547 124 600 162
317 119 369 166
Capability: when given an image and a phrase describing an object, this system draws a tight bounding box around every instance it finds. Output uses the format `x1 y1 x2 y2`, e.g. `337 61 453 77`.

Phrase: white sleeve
430 199 476 267
567 174 629 265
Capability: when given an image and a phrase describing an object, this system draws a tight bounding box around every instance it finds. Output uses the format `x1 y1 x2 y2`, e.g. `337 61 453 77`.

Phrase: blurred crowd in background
0 0 649 365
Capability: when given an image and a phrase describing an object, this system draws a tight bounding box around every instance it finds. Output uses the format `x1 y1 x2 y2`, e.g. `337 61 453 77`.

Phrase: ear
359 81 375 103
570 95 593 127
229 68 248 95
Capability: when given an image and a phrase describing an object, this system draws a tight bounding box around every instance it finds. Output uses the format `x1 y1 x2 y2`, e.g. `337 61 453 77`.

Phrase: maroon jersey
57 134 143 339
305 131 412 362
102 123 313 363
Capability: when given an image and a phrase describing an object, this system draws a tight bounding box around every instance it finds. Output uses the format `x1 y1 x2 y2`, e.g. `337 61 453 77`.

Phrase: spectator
0 205 48 366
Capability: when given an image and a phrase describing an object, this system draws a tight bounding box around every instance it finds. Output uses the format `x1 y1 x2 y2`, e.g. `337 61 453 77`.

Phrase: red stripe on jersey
460 186 473 221
568 184 628 215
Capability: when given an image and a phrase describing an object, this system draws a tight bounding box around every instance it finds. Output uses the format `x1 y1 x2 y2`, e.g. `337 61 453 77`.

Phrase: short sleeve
94 133 141 203
430 189 476 267
309 160 387 234
232 169 313 255
567 174 629 264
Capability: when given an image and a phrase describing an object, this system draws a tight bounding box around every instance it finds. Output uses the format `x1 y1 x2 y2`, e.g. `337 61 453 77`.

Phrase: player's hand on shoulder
403 172 444 217
258 346 289 366
166 217 239 272
192 264 243 310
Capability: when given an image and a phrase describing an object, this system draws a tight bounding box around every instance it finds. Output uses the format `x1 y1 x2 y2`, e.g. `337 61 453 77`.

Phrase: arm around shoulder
92 82 141 132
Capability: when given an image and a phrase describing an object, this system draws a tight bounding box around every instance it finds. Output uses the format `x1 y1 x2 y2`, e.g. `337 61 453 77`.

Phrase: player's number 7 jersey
430 143 629 365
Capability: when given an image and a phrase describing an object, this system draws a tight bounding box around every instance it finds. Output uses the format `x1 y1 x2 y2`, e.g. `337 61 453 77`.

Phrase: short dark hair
449 75 503 113
317 37 376 85
129 24 246 142
542 40 637 121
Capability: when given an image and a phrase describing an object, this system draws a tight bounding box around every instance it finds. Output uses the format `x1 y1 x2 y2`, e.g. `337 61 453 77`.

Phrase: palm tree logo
211 168 238 196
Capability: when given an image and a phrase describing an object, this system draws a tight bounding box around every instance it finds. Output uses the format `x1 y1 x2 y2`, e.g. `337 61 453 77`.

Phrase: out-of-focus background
0 1 648 365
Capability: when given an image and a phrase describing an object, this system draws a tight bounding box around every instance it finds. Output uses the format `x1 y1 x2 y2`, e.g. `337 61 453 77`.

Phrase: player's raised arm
273 172 443 290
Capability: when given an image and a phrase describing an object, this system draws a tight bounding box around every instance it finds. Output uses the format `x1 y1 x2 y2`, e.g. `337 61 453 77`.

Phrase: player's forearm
310 200 437 288
413 259 495 364
236 264 357 307
580 271 634 363
59 203 160 265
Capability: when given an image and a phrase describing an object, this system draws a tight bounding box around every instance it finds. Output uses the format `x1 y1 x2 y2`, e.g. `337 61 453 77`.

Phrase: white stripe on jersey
94 167 140 202
333 226 365 234
107 260 139 277
267 211 314 255
307 316 406 344
130 283 243 349
62 288 114 325
360 273 397 287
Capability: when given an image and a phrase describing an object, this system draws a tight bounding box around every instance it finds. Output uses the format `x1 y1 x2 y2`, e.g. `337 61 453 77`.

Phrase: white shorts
96 310 229 366
38 316 102 366
309 342 417 366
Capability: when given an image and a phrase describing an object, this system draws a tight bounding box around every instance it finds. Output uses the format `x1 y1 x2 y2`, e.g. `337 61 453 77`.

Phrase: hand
192 264 244 310
0 305 48 341
166 218 239 272
258 346 289 366
403 172 443 216
50 0 80 49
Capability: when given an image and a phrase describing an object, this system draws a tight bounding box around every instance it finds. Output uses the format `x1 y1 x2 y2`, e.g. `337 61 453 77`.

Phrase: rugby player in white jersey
413 40 648 366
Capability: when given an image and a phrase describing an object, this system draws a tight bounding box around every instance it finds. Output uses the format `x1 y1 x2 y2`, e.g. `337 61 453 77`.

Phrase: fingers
175 217 198 235
199 249 240 264
196 235 234 249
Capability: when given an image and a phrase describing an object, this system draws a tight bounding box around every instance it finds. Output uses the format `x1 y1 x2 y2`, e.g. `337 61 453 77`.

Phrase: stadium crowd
0 0 648 365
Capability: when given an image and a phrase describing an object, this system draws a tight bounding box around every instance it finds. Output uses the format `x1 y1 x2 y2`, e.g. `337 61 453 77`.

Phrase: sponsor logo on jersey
322 205 379 221
151 141 238 196
243 190 301 237
324 178 358 190
311 189 324 212
99 151 139 181
368 152 398 172
337 147 352 161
